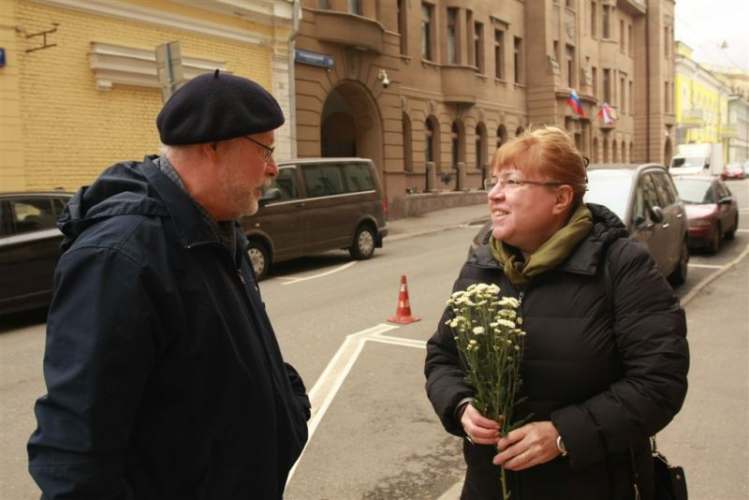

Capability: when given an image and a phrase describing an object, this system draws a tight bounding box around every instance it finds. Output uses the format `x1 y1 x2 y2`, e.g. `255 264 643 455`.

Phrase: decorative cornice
32 0 274 46
89 41 227 91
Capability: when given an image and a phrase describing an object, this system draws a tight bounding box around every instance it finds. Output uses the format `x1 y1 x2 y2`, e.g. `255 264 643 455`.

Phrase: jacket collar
471 203 628 277
142 156 224 249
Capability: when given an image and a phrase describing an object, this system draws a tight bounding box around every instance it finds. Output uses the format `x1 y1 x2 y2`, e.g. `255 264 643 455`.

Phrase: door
629 173 674 276
301 162 354 253
246 166 307 262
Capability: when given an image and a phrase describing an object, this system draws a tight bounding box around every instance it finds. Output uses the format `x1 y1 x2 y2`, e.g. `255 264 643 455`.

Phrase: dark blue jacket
28 157 310 499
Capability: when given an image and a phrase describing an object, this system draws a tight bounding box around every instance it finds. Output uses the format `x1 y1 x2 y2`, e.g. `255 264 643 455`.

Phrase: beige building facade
294 0 676 218
0 0 296 192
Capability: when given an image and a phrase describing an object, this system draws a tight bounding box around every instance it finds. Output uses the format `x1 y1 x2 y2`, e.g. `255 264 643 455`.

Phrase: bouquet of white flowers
446 283 531 499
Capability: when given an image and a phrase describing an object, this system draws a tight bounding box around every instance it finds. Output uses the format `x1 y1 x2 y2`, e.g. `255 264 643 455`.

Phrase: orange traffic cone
387 275 420 325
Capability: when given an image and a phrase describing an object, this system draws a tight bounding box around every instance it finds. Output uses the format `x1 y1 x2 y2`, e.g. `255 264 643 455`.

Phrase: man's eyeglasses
242 136 275 163
483 176 563 191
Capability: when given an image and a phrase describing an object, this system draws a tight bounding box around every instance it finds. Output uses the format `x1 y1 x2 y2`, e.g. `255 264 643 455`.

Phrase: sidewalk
385 203 490 243
433 244 749 500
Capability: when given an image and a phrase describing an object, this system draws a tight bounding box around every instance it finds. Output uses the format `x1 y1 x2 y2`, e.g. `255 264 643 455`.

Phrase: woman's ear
551 185 575 215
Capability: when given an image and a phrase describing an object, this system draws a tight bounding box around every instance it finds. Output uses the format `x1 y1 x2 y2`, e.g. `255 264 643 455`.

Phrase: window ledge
89 42 227 91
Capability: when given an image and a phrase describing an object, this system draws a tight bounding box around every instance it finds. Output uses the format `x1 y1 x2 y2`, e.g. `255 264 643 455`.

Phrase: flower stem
501 467 511 500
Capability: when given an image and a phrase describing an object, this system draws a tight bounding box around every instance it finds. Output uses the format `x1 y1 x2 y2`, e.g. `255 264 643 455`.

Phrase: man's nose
266 157 279 177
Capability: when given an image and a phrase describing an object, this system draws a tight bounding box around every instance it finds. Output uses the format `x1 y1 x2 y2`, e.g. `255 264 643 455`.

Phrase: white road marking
688 263 724 269
280 261 357 285
287 323 426 483
736 228 749 232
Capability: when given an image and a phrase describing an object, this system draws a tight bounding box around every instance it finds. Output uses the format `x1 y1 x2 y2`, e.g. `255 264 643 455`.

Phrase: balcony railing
681 108 706 123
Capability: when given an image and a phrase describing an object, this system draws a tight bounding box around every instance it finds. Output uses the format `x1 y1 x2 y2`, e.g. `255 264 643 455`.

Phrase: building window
319 0 330 8
497 124 508 149
602 5 611 39
514 37 523 84
422 3 434 61
447 8 458 64
603 68 611 103
475 125 486 170
403 113 413 172
628 24 633 57
474 22 484 73
566 44 575 88
620 19 625 53
452 122 460 168
629 80 633 113
347 0 361 15
620 75 626 112
590 1 597 38
592 66 598 99
397 0 408 55
494 29 505 79
426 118 435 163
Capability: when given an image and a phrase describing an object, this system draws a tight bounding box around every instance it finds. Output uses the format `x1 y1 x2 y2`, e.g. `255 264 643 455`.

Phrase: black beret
156 70 285 145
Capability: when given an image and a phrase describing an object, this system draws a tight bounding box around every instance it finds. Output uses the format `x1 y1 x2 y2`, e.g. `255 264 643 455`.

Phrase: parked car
672 175 739 254
721 162 746 181
0 191 73 315
468 163 689 285
240 158 388 280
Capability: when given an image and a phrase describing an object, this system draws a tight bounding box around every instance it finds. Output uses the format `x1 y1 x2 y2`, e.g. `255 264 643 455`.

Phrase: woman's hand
492 421 562 471
460 404 500 446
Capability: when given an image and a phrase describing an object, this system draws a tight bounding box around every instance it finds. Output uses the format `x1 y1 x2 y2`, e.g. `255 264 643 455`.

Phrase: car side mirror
259 187 282 206
648 205 664 223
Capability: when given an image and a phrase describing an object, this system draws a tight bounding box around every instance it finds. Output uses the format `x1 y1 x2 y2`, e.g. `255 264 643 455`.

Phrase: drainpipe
644 11 650 162
287 0 300 158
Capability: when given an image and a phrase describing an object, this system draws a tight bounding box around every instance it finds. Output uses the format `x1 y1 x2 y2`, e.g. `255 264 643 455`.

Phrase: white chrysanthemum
498 297 520 308
496 319 516 329
473 326 485 335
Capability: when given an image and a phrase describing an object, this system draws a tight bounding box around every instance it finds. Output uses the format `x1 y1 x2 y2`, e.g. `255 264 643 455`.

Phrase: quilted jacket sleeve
551 239 689 469
424 267 478 437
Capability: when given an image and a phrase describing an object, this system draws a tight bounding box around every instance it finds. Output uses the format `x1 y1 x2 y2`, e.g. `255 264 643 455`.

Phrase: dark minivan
240 157 388 280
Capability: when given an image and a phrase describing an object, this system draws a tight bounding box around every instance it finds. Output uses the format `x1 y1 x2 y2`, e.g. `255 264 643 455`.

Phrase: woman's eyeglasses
483 176 563 191
242 136 275 163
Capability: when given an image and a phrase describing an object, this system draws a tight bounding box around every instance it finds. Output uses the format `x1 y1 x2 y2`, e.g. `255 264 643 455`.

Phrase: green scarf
489 205 593 288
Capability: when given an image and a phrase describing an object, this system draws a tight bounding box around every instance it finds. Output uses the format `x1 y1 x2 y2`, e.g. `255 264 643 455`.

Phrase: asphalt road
1 179 747 499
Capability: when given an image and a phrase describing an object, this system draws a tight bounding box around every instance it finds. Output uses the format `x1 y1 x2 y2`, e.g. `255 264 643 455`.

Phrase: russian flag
598 103 615 124
567 89 585 117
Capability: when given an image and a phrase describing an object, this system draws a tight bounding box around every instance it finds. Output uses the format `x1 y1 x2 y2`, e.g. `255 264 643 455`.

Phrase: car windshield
673 178 715 204
584 170 633 221
671 156 704 169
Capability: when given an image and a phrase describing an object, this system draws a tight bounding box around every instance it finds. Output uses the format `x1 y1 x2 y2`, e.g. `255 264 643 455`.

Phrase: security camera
378 70 390 89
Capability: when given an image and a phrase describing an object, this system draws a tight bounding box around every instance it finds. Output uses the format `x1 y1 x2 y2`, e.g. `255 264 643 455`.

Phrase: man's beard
218 163 260 218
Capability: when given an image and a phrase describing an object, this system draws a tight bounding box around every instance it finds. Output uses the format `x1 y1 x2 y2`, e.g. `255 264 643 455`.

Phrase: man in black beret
28 70 311 500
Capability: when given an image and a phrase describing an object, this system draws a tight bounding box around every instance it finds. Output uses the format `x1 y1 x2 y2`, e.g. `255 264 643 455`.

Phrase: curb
385 217 491 243
680 243 749 307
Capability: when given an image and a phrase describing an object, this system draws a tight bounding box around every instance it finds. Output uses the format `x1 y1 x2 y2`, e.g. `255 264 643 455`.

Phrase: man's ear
201 142 219 163
551 185 575 215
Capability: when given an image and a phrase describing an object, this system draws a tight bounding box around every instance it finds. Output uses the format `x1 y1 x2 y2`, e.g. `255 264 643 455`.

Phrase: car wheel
247 241 270 280
725 214 738 240
708 223 721 254
669 239 689 286
349 225 376 260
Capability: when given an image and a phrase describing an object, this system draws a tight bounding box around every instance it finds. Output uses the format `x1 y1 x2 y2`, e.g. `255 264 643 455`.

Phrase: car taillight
382 197 388 216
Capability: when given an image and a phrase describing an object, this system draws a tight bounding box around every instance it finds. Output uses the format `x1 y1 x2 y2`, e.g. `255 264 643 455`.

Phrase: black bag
652 442 688 500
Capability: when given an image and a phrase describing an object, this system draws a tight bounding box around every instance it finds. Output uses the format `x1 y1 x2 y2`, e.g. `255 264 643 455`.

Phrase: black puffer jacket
425 204 689 500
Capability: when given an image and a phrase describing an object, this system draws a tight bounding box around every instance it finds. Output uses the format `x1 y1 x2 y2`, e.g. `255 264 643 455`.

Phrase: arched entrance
320 82 382 170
